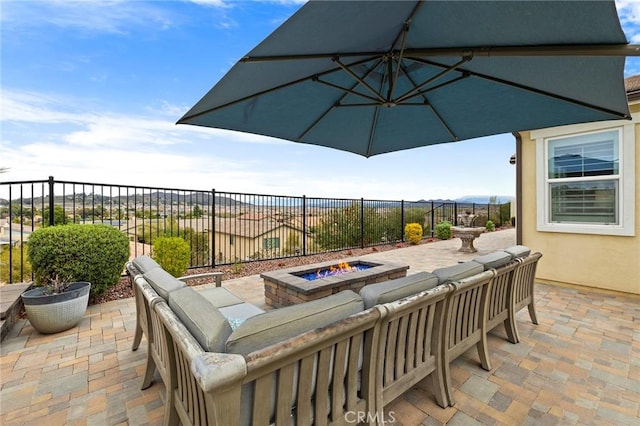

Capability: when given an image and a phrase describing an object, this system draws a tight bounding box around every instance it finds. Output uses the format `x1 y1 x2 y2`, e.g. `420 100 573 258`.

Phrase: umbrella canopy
178 0 638 158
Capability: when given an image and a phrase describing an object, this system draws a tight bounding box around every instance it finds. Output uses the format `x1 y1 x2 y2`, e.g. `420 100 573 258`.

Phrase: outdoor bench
126 245 541 425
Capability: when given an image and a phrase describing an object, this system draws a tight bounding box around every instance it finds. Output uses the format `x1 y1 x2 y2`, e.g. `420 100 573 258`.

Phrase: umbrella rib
388 0 423 101
367 54 395 157
313 77 381 103
298 59 386 140
367 106 381 158
394 56 471 104
428 104 459 142
178 56 379 122
389 0 424 51
400 72 470 103
410 57 630 119
399 63 460 141
333 57 386 102
388 23 408 102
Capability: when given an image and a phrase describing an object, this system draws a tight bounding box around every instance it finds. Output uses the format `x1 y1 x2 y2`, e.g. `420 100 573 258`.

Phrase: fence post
360 198 364 249
453 202 458 226
211 188 216 267
302 195 307 256
48 176 55 226
429 200 436 238
401 200 405 242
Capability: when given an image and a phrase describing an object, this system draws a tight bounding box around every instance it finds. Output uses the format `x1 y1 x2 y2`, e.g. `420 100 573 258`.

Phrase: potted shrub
24 223 129 334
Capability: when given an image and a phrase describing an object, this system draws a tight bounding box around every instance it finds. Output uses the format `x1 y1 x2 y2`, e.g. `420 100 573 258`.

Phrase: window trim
533 116 636 236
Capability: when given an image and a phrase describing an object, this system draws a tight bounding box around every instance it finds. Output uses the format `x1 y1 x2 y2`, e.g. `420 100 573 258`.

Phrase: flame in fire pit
299 262 372 281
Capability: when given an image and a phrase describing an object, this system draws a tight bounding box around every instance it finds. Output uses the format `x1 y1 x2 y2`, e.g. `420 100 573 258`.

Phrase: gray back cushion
432 261 484 284
132 255 161 274
472 251 513 270
504 245 531 259
143 268 186 300
168 287 232 353
359 271 440 309
226 290 364 355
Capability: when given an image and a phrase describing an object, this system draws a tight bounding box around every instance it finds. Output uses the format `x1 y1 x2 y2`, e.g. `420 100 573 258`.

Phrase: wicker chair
375 284 452 411
509 252 543 343
486 261 520 343
133 277 179 426
441 270 496 406
153 298 384 426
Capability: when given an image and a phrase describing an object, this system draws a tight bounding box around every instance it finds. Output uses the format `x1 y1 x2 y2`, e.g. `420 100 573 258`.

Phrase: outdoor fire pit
261 258 409 308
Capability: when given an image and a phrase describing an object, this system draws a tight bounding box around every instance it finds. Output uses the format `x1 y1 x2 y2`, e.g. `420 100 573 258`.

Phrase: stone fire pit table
261 258 409 308
451 226 486 253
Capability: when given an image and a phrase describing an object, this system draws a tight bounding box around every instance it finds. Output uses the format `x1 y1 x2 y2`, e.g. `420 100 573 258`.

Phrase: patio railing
0 176 511 283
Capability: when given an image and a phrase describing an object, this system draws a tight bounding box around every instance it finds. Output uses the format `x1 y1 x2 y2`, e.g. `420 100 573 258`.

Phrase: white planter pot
21 282 91 334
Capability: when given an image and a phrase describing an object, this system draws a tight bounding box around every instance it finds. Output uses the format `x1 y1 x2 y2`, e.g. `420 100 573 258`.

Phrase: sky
2 0 640 202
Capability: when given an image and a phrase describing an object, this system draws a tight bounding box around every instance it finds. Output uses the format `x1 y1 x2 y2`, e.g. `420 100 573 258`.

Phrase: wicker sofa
126 245 541 425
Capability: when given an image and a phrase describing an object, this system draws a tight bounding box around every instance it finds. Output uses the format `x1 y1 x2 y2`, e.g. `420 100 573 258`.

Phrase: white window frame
532 115 636 236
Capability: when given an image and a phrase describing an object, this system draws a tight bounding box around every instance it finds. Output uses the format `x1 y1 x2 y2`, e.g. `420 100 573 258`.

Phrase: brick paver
1 229 639 425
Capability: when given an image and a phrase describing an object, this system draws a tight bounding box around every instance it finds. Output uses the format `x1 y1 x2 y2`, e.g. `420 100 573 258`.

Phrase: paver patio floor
1 229 638 425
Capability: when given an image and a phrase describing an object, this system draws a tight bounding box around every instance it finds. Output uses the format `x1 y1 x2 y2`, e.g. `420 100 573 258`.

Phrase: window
263 237 280 250
548 130 619 225
533 119 635 236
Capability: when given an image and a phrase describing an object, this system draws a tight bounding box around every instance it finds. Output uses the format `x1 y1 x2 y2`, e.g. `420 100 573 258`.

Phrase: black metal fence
0 177 511 284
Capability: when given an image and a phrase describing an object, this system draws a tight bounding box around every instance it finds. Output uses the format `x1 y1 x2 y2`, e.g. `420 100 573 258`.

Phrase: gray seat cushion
219 303 266 330
472 251 513 270
504 245 531 259
432 261 484 284
143 268 186 300
132 255 161 274
199 286 245 308
226 290 364 355
169 287 232 353
359 271 440 309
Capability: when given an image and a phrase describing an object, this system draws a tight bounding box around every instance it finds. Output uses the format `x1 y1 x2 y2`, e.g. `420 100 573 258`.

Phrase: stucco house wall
519 102 639 295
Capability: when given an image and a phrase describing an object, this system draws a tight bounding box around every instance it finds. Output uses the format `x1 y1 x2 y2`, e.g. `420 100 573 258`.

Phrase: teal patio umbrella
178 0 638 158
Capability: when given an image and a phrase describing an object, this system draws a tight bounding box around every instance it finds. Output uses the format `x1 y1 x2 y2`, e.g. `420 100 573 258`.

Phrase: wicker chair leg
476 335 492 371
162 392 178 426
140 352 156 390
132 324 143 351
429 365 450 408
528 302 539 325
503 318 518 344
442 357 454 406
508 310 521 343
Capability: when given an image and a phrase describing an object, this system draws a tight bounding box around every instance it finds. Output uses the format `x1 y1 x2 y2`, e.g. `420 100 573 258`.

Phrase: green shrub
27 224 129 298
434 221 452 240
152 237 190 277
404 223 423 245
485 220 495 232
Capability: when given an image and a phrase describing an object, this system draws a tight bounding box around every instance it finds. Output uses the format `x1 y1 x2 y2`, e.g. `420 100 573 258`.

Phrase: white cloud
0 87 301 199
617 0 640 41
1 0 180 35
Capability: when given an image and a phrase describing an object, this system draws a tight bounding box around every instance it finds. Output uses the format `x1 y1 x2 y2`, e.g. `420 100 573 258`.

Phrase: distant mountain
0 192 252 207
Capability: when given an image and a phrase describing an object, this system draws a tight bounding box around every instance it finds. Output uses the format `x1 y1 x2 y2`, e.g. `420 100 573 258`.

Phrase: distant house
212 216 311 263
516 75 639 295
